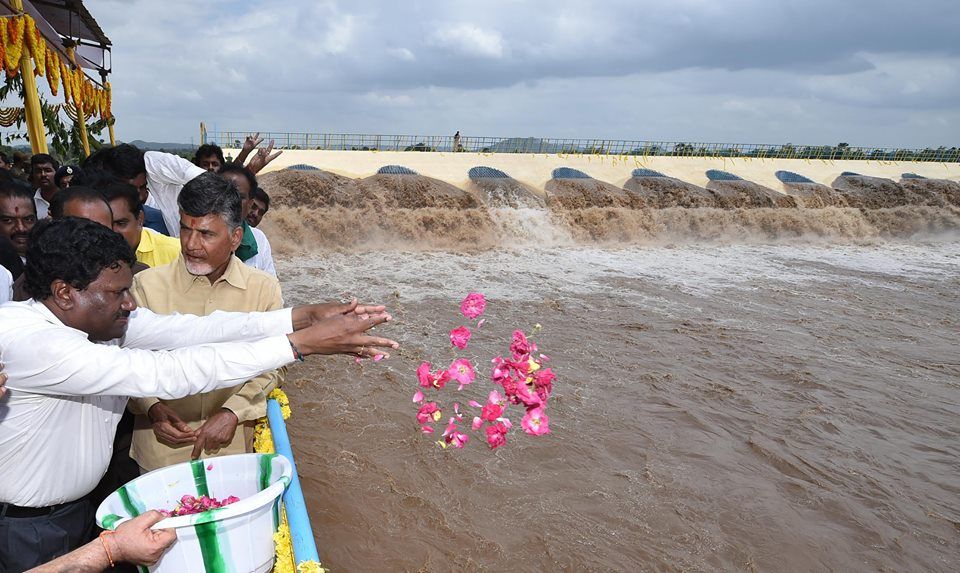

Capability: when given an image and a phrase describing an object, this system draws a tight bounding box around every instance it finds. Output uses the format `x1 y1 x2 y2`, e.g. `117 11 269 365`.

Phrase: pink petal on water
468 400 482 408
477 319 486 329
472 416 483 430
421 425 434 434
454 403 460 414
206 464 213 471
500 417 513 429
354 356 362 364
412 390 424 403
373 354 384 362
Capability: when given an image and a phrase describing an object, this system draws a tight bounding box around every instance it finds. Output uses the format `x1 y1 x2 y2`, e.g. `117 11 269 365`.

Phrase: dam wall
226 149 960 191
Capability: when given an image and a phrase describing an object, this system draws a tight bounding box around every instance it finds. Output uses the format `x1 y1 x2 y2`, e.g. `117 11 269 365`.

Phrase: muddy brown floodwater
272 241 960 572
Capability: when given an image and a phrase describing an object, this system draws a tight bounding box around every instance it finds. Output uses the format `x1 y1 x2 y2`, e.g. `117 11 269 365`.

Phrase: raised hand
234 132 265 166
242 133 263 153
245 139 283 174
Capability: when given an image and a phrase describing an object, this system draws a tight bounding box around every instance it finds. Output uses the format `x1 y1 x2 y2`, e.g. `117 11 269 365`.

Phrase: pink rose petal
449 326 472 350
460 292 487 319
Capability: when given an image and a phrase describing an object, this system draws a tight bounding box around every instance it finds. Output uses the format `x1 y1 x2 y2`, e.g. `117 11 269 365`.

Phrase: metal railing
204 131 960 163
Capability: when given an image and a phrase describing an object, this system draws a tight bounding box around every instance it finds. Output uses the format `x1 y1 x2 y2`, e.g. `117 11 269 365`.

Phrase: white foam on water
486 207 576 247
278 239 960 306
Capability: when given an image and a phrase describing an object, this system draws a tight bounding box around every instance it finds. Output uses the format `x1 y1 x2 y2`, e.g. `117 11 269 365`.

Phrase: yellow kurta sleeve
220 279 286 422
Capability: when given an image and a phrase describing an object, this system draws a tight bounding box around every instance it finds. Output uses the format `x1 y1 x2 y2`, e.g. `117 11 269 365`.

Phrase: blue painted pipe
267 398 321 565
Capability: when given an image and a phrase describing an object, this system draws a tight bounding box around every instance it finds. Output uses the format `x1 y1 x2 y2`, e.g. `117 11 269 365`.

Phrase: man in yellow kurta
100 181 181 269
128 172 285 471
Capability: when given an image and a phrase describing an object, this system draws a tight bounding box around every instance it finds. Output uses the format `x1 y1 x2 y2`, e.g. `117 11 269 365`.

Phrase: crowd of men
0 137 398 572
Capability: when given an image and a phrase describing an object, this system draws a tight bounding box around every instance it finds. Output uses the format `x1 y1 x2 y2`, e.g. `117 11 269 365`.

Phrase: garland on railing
0 14 110 119
253 388 326 573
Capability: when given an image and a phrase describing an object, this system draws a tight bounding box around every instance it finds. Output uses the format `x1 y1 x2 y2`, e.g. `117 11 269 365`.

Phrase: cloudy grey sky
86 0 958 148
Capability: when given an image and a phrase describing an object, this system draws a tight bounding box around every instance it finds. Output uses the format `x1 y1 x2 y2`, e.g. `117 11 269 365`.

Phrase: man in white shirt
87 142 282 240
0 264 11 303
30 154 60 219
143 149 205 237
0 217 398 570
83 144 204 239
247 186 270 228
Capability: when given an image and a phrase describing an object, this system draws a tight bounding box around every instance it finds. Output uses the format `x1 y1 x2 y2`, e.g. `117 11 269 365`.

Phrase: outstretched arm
123 299 388 351
1 305 398 398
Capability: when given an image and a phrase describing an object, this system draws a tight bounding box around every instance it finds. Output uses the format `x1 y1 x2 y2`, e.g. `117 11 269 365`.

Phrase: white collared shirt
244 227 277 277
34 190 49 220
0 300 295 506
0 266 11 303
143 151 205 238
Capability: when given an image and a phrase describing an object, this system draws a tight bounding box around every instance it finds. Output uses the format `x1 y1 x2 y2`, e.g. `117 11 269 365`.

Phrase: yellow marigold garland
59 58 72 102
102 81 111 119
254 389 327 573
69 66 81 108
0 15 112 116
45 49 59 95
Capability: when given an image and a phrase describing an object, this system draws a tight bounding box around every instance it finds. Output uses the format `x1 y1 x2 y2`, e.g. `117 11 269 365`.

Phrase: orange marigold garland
23 15 44 77
2 16 26 77
0 28 6 75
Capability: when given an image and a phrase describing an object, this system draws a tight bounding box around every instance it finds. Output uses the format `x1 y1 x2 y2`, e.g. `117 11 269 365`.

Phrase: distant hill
127 139 196 151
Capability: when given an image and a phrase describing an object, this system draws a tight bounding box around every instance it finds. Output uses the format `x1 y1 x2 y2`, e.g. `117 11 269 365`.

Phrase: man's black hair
251 186 270 211
100 181 143 217
25 217 135 300
0 178 37 214
70 166 125 190
217 163 257 195
178 171 243 231
49 186 111 219
194 144 225 166
82 144 146 180
31 154 60 170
